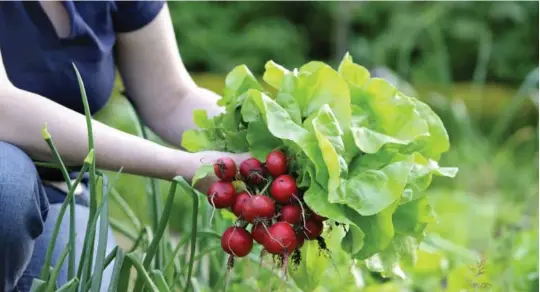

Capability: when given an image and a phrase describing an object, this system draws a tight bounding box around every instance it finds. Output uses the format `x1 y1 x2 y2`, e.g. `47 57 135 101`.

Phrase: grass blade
173 178 201 292
109 218 138 242
114 254 132 292
163 230 220 280
72 64 98 289
83 245 120 291
490 67 539 143
127 253 159 292
107 248 125 292
150 270 171 292
29 279 46 292
148 178 163 268
133 178 179 291
128 228 148 253
79 175 102 291
77 186 105 286
56 278 79 292
38 146 92 281
179 246 220 276
103 246 119 271
89 174 111 292
110 187 142 230
41 125 72 187
41 125 77 280
77 169 123 285
133 111 166 269
45 240 72 292
33 161 61 169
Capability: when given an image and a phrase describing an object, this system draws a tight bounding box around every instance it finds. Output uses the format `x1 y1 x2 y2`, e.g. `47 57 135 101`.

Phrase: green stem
472 30 493 88
133 178 179 291
39 156 90 280
179 246 220 278
103 246 119 271
135 112 166 269
489 68 539 144
33 161 77 170
163 230 220 278
127 253 159 292
107 248 126 292
76 169 123 288
72 64 98 292
77 189 107 291
128 228 148 253
90 174 111 292
83 245 120 291
56 278 79 292
45 240 72 292
182 183 200 292
110 187 142 230
109 218 138 242
42 126 77 280
150 270 171 292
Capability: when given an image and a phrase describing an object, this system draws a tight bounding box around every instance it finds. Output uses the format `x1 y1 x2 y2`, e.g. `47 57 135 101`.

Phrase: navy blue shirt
0 1 164 115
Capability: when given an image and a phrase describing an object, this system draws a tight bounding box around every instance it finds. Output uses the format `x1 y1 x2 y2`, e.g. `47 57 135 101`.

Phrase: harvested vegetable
183 53 458 280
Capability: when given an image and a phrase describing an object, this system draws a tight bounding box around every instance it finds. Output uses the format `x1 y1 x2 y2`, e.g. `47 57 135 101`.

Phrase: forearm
140 87 223 147
114 4 224 148
0 87 196 181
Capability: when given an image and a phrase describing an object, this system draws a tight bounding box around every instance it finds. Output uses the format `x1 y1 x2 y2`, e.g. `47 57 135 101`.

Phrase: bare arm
115 4 224 147
0 50 245 182
0 65 179 180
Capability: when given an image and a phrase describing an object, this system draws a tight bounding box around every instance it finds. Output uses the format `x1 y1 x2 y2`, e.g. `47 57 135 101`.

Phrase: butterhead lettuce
181 53 458 278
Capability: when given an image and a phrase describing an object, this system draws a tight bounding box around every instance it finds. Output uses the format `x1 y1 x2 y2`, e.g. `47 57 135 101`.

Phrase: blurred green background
96 1 538 291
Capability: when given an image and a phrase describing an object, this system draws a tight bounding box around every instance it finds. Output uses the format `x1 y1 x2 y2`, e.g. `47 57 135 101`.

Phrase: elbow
0 84 21 118
0 84 15 106
0 87 8 109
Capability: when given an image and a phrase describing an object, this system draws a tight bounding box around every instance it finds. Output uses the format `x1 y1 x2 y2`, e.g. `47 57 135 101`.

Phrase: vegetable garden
29 9 538 290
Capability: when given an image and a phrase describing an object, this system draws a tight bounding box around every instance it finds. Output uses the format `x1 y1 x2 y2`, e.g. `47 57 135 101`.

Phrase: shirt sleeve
112 0 165 33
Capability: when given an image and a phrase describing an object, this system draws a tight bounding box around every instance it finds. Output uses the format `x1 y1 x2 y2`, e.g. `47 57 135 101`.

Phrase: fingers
230 152 252 165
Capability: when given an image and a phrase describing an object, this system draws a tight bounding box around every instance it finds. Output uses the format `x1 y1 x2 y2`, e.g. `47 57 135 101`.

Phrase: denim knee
0 141 49 291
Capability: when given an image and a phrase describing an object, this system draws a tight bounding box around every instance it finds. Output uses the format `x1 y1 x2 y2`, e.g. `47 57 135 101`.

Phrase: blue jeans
0 142 116 292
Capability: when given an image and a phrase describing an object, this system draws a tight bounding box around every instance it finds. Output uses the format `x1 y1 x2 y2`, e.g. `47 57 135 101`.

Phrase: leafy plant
181 53 458 283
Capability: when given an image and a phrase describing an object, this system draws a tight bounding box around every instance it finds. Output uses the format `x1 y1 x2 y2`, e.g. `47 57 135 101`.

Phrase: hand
188 151 252 194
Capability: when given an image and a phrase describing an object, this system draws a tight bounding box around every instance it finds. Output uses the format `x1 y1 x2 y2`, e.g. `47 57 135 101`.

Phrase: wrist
166 149 199 182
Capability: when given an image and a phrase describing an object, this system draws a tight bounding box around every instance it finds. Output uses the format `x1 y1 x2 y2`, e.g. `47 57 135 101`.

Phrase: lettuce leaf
180 53 458 280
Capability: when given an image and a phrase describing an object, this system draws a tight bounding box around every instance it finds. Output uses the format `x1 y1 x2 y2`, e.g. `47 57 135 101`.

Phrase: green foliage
83 4 539 289
181 54 458 278
92 63 537 292
167 1 538 86
168 2 308 74
289 240 330 291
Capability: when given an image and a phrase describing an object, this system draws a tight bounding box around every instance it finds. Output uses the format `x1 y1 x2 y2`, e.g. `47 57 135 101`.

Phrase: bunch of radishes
206 149 328 267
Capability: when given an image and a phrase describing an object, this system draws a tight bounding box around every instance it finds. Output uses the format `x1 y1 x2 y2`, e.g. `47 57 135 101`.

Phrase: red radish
295 232 305 249
242 195 275 223
270 174 298 203
265 150 287 177
213 157 237 181
263 222 297 255
251 223 267 244
221 226 253 257
310 212 327 222
207 181 236 208
306 207 327 222
278 204 302 225
304 218 324 240
231 192 250 218
240 158 266 184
